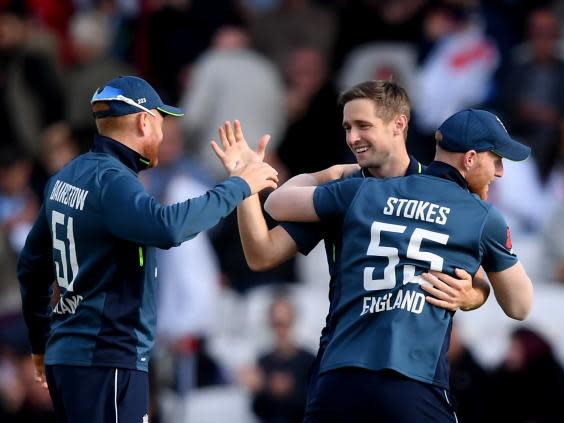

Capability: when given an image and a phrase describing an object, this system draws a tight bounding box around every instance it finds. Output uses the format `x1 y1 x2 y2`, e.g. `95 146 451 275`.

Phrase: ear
137 112 149 136
463 150 478 170
393 115 408 137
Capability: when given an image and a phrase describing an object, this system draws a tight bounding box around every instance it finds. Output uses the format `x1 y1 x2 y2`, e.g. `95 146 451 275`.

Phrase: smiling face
343 98 399 170
466 151 504 199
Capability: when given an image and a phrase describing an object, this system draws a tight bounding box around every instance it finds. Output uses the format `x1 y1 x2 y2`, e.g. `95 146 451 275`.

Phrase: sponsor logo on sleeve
505 226 514 254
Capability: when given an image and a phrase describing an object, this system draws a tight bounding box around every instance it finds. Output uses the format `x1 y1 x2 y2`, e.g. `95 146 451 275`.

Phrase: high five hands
212 120 278 194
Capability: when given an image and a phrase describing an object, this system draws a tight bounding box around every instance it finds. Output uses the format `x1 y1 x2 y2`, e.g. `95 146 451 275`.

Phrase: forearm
238 195 298 271
17 207 54 354
19 284 52 354
172 177 251 239
280 173 321 189
264 164 359 221
105 175 250 248
460 269 490 311
264 186 318 222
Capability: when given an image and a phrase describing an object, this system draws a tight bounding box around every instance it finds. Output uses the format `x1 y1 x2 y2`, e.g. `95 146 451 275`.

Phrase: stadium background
0 0 563 421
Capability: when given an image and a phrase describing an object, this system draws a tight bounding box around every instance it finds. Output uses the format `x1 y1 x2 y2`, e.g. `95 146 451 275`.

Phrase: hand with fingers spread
421 268 490 312
211 120 270 175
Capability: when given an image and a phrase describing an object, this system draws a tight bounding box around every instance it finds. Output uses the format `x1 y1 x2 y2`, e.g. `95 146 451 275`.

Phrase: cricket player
17 75 278 422
264 108 533 422
213 80 492 417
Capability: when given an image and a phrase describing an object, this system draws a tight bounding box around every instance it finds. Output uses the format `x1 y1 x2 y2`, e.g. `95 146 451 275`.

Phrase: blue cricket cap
437 109 530 161
91 75 184 118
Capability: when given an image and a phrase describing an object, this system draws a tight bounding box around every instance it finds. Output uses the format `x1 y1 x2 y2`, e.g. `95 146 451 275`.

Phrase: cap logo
494 115 508 134
137 98 147 104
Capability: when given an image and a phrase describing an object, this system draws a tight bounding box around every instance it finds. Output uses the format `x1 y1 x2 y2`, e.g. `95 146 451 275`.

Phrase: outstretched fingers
225 120 236 145
256 134 271 160
211 140 225 159
218 125 229 150
234 119 270 160
234 119 245 144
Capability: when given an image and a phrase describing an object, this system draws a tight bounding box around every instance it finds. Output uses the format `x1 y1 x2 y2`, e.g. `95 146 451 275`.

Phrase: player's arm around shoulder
243 164 360 268
265 165 363 222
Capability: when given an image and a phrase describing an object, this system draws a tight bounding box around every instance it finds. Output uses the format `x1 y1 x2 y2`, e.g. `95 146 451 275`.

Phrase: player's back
320 173 492 388
43 148 157 371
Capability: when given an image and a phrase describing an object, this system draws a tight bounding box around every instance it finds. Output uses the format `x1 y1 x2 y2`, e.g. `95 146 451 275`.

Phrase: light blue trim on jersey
134 248 156 371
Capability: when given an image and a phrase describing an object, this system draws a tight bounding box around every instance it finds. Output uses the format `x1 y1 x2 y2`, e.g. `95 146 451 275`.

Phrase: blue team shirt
18 135 250 371
281 156 423 350
312 161 517 388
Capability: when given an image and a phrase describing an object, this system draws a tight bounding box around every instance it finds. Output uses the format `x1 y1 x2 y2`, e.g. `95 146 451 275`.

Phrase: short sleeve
313 178 364 220
480 206 518 272
280 221 324 255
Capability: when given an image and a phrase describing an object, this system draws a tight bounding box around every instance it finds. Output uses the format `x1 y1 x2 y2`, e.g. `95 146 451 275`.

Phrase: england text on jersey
383 197 450 225
49 180 89 211
52 294 84 315
360 288 426 316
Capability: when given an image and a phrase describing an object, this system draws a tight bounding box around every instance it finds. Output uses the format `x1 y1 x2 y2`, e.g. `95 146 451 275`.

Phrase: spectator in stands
248 0 336 71
490 327 564 422
413 1 499 163
332 0 427 70
0 1 65 157
180 26 290 293
65 10 132 131
0 325 55 422
448 323 492 422
277 45 353 178
0 146 38 254
39 123 80 177
145 118 225 422
140 0 243 103
239 294 314 423
180 24 286 182
498 7 564 182
542 203 564 283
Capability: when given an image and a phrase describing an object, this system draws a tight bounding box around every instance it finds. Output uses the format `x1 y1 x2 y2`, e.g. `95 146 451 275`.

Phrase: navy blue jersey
18 135 251 371
281 157 423 350
312 162 517 388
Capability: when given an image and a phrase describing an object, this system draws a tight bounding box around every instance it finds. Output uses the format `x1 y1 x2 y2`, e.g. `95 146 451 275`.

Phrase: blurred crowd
0 0 564 421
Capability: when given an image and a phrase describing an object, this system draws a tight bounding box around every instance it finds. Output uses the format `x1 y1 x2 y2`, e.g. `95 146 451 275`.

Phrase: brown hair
338 80 411 124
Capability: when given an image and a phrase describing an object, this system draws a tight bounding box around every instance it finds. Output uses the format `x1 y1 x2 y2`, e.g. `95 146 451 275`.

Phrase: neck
434 150 466 177
104 131 144 157
366 151 411 178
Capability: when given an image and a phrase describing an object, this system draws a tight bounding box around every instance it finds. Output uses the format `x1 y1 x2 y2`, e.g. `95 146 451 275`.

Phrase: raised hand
211 120 270 175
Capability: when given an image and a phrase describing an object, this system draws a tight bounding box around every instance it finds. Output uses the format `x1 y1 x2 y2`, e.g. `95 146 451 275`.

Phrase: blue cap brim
492 138 531 162
157 105 184 117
